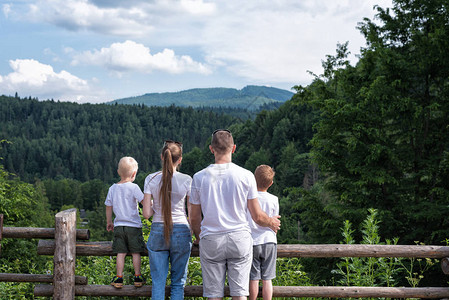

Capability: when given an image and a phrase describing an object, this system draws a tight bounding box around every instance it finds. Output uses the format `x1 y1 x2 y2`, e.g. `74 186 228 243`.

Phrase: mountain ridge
109 85 294 110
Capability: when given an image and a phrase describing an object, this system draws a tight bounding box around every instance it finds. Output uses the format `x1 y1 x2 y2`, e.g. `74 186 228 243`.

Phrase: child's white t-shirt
190 162 259 238
144 171 192 225
104 182 144 228
247 191 279 245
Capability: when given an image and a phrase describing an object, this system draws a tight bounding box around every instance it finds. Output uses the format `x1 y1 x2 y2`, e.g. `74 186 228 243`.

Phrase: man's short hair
211 129 234 154
118 156 138 178
254 165 275 190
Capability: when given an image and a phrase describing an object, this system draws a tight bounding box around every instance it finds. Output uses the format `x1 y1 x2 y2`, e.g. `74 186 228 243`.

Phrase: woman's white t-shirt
144 171 192 225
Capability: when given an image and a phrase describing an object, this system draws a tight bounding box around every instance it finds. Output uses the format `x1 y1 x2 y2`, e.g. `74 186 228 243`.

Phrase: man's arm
247 198 281 233
189 203 202 243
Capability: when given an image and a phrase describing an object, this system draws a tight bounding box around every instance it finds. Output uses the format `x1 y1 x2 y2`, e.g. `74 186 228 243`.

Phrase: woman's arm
142 193 154 219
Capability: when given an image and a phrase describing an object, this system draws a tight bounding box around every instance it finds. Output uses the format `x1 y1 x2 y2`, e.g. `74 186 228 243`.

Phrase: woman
142 140 192 300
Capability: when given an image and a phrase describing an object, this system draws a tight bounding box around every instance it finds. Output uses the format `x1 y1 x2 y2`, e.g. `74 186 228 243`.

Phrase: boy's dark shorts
112 226 146 254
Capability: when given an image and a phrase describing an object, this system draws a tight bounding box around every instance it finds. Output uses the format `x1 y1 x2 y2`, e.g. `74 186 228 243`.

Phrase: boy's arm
189 203 202 243
247 198 281 233
142 194 154 219
106 206 114 232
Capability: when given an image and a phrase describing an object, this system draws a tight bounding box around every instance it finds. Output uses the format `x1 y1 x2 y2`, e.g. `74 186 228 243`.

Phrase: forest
0 98 236 183
1 0 449 298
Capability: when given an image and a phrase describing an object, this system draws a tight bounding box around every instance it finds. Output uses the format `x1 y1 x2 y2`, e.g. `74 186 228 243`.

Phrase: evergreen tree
298 0 449 244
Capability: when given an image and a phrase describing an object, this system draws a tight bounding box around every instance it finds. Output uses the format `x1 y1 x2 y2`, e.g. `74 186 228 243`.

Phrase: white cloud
180 0 215 15
200 0 393 85
24 0 389 85
6 0 393 93
24 0 153 37
0 59 103 103
20 0 216 38
71 40 211 75
43 48 62 62
2 4 11 17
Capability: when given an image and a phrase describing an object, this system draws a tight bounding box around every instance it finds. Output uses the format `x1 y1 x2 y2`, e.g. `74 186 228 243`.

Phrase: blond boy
105 157 146 288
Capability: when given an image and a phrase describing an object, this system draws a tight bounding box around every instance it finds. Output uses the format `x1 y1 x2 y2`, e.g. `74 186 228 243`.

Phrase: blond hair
117 157 138 178
254 165 275 190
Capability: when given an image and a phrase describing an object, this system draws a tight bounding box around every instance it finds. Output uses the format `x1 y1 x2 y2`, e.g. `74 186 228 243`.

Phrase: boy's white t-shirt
247 191 279 245
104 182 144 228
144 171 192 225
190 162 259 238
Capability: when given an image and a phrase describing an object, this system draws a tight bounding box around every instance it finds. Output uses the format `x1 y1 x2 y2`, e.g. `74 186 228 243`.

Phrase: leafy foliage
332 209 403 287
296 0 449 245
0 147 54 298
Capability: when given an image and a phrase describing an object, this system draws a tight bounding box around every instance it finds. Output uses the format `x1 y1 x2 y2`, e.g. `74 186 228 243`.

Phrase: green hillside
110 85 294 110
0 96 236 183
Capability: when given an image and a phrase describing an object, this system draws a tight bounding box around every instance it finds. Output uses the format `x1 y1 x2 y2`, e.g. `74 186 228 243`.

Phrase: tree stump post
53 209 77 299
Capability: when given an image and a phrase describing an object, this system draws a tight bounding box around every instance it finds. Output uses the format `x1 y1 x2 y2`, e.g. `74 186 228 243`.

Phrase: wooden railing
1 210 449 299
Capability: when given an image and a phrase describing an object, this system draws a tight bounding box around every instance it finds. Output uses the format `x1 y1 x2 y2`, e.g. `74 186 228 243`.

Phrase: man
190 129 281 300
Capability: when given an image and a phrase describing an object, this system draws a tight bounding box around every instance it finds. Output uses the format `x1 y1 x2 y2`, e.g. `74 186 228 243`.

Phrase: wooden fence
1 209 449 299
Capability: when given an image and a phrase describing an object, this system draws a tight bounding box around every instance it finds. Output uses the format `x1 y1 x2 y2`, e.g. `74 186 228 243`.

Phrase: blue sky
0 0 392 103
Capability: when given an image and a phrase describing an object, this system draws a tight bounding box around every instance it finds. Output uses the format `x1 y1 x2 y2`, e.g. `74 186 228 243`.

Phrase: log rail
33 285 449 298
1 211 449 299
0 273 87 285
2 226 89 240
36 240 449 258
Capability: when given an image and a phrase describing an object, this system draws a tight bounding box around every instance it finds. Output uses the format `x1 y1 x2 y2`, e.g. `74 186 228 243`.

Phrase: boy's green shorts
112 226 146 254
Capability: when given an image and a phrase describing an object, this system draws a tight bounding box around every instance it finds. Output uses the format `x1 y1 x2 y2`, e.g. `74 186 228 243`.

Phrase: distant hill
109 85 294 110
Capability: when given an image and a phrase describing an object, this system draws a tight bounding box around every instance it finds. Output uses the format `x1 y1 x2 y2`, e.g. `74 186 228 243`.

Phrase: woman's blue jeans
147 223 192 300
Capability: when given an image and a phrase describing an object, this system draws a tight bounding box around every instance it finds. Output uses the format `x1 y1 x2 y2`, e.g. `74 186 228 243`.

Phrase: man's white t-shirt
104 182 144 228
247 191 279 245
144 171 192 225
190 162 258 238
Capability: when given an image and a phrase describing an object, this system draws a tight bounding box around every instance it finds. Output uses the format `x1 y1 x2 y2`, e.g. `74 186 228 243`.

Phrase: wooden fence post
53 209 77 299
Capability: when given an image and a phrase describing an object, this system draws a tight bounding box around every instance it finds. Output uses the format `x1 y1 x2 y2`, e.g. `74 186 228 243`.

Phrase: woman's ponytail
160 141 182 244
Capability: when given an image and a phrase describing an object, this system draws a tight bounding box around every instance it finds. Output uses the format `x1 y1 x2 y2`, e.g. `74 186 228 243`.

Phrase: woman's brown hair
160 140 182 244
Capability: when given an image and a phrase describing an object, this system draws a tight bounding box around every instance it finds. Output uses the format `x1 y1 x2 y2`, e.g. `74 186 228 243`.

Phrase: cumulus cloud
71 40 211 75
17 0 389 84
19 0 215 38
6 0 393 91
0 59 102 103
23 0 152 37
200 0 393 84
